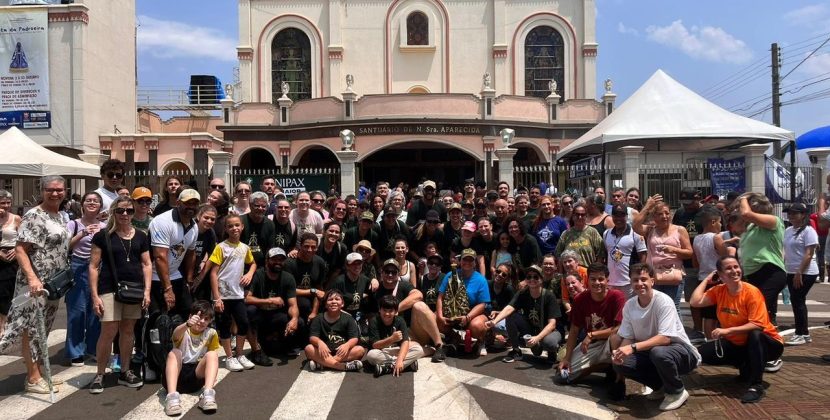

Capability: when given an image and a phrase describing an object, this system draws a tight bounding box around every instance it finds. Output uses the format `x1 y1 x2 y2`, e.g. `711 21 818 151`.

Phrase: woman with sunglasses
65 191 106 366
309 190 329 220
88 196 151 392
418 254 445 312
559 195 574 221
231 181 252 216
153 175 183 216
325 199 349 227
555 204 604 269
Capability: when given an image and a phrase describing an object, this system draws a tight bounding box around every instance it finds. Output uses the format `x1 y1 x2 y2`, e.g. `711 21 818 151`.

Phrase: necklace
118 228 134 262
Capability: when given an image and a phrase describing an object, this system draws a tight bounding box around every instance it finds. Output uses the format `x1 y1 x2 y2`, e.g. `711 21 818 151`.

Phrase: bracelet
164 286 173 292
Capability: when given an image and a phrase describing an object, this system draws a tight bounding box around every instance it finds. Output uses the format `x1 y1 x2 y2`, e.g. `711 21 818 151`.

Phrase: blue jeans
65 256 100 359
655 281 682 317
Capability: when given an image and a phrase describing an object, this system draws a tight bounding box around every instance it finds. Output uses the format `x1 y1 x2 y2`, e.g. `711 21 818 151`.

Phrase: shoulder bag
106 232 144 304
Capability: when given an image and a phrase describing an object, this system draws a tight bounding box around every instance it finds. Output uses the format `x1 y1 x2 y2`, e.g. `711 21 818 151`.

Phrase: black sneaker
345 360 363 372
374 363 393 377
409 360 419 372
764 359 783 373
431 344 447 363
71 357 84 367
741 385 765 403
89 374 104 394
118 370 143 388
502 348 523 363
608 380 626 401
251 351 273 367
530 344 543 357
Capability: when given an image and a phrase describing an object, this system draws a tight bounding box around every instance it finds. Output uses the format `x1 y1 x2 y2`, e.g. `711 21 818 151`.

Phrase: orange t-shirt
561 266 589 302
704 283 783 346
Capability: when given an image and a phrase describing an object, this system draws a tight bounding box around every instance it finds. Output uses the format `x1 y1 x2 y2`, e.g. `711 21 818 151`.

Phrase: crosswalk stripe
122 365 231 419
270 369 345 420
0 363 98 420
0 329 67 367
446 365 617 420
413 362 487 420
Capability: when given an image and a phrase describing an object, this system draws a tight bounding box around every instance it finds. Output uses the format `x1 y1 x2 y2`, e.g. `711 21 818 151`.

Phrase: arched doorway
295 146 339 169
238 147 277 170
359 141 478 192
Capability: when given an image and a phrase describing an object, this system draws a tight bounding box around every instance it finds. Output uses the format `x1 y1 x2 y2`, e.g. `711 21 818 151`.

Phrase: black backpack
141 310 182 382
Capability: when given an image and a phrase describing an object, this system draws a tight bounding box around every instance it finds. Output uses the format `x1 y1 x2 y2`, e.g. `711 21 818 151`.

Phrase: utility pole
770 43 795 202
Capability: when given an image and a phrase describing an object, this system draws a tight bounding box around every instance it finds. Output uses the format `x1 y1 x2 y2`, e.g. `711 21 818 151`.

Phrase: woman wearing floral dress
0 175 71 394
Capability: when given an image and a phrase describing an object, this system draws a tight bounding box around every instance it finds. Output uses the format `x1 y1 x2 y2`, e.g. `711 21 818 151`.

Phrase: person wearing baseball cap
245 247 305 364
411 210 445 264
373 258 448 363
781 202 818 347
419 254 445 312
443 203 465 255
450 221 479 267
437 248 491 357
343 212 380 257
329 252 376 318
131 186 154 234
406 179 447 227
378 205 411 261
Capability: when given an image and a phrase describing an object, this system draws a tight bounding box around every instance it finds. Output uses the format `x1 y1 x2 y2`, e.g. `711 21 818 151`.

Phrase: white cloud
137 15 236 62
645 20 753 64
799 52 830 77
617 22 638 36
783 4 828 25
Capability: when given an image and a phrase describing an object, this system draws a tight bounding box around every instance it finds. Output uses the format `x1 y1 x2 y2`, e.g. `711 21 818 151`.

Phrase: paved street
0 283 829 419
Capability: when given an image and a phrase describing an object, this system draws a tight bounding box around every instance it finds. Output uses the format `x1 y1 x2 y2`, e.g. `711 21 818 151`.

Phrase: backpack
140 310 182 382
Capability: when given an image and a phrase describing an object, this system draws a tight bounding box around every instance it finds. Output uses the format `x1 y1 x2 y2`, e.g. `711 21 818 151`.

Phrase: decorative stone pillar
602 78 616 117
546 92 561 122
494 147 518 192
741 143 771 194
220 96 234 124
480 73 496 120
482 138 496 189
619 145 644 190
807 147 830 196
208 151 233 190
342 74 357 120
336 150 359 197
277 86 293 126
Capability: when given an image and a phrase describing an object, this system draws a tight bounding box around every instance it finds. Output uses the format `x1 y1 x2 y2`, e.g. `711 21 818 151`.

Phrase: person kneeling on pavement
364 295 424 377
559 263 625 388
689 256 784 404
486 265 561 363
305 289 366 372
164 300 220 416
245 247 305 366
611 263 700 411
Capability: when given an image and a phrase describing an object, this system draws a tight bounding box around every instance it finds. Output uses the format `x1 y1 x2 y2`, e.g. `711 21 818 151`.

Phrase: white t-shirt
783 225 819 275
149 209 198 281
693 232 720 280
603 225 647 287
95 186 119 215
290 209 324 235
618 290 701 365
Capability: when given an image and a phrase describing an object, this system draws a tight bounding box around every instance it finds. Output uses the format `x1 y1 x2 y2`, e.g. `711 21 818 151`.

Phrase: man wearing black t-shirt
406 180 447 227
330 252 377 317
283 232 329 321
241 192 276 269
377 206 410 261
245 248 304 365
272 198 296 253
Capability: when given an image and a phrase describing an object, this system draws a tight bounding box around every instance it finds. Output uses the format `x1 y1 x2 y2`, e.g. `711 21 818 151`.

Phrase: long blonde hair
106 195 136 234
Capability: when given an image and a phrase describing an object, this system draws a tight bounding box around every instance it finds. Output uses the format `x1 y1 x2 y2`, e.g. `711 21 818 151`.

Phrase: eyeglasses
210 184 225 190
105 172 124 179
496 271 510 277
136 199 152 205
562 201 573 206
311 198 324 203
526 275 541 281
383 269 399 276
335 207 346 212
427 262 441 267
114 208 136 215
573 213 587 217
44 188 65 194
236 189 250 194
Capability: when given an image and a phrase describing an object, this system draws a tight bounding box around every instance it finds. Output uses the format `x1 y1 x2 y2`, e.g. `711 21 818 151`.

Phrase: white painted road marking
413 361 487 420
271 369 345 420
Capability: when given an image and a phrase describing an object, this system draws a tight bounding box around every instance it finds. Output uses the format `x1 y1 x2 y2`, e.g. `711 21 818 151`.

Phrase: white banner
0 9 49 114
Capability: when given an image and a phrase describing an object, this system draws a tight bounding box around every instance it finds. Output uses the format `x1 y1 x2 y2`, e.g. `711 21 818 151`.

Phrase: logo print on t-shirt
275 233 286 247
300 273 311 288
248 233 261 255
348 292 361 311
425 287 438 305
589 313 607 331
528 308 540 327
328 333 345 346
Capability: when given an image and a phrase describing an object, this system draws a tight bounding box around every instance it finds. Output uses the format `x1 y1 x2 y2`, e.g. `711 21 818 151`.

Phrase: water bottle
12 291 35 308
464 329 473 353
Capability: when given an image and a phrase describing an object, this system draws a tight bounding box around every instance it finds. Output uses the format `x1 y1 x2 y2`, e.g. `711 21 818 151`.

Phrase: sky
136 0 830 143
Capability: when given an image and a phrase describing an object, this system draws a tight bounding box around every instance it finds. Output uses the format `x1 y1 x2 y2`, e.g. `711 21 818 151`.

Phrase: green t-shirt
249 268 296 310
132 215 152 235
367 315 409 347
555 226 604 268
309 312 360 348
740 218 785 276
331 273 371 313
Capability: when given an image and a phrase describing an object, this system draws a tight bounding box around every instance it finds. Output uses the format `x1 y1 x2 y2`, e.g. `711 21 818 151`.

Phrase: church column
741 143 770 194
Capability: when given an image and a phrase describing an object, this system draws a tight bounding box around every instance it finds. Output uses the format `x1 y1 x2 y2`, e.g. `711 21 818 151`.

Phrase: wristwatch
310 288 317 295
630 343 637 352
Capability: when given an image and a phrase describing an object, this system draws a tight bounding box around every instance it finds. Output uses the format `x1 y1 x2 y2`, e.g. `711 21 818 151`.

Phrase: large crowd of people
0 158 824 415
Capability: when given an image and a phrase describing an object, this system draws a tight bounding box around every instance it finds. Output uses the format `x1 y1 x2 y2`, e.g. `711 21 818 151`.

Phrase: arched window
407 12 429 45
271 28 311 103
524 26 565 99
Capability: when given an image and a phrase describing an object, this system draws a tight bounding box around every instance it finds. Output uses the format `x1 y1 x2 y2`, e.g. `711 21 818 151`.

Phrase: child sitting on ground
164 300 220 416
365 295 424 377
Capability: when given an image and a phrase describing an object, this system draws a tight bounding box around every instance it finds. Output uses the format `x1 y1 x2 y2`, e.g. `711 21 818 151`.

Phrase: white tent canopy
0 126 100 177
557 69 795 158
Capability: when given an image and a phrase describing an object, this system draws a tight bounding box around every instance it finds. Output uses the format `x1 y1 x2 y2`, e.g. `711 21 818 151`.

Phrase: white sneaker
764 359 783 373
646 389 665 401
225 357 243 372
659 389 689 411
236 355 255 370
198 388 218 413
785 335 807 346
165 392 182 416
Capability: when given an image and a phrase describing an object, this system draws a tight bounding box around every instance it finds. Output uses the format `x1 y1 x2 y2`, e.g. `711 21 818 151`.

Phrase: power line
707 66 770 101
781 35 830 80
700 57 767 96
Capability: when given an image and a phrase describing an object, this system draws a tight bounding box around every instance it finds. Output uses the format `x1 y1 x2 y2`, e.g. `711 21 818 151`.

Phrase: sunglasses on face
210 184 225 190
526 275 541 281
105 172 124 179
136 199 152 205
312 199 324 203
562 201 573 206
383 269 399 276
236 189 250 194
114 208 135 215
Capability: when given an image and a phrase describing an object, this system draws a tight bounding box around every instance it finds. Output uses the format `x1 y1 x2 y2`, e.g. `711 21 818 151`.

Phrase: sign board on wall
708 157 745 197
234 174 331 198
0 9 50 129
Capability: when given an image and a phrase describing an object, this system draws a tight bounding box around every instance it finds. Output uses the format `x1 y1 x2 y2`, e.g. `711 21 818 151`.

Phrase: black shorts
178 363 205 394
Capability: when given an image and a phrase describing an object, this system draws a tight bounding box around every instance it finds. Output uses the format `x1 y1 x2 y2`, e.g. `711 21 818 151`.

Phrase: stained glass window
407 12 429 46
524 26 565 100
272 28 312 103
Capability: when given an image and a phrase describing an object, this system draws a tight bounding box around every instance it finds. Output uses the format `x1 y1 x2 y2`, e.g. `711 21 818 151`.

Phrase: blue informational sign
0 110 50 129
708 157 745 197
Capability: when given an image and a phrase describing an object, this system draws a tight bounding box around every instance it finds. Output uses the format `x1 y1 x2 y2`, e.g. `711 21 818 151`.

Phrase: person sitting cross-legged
611 263 701 411
304 289 366 372
364 295 424 377
486 265 561 363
